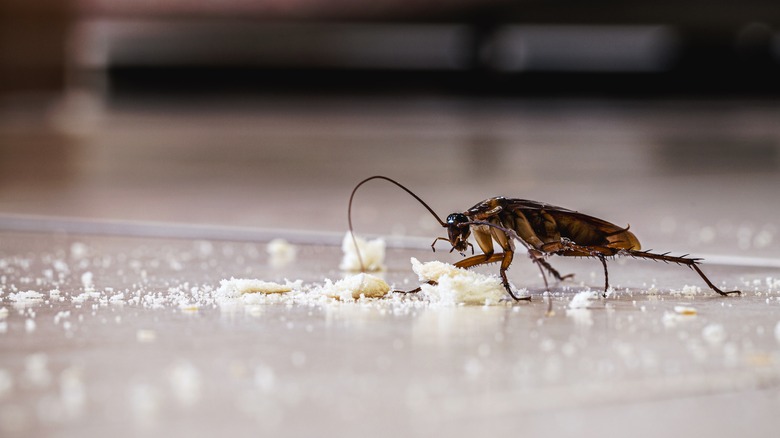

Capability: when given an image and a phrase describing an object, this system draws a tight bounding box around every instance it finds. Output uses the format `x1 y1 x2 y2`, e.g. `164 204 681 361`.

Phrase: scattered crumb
568 291 599 309
339 232 386 272
8 291 44 305
217 278 297 298
81 272 94 290
267 238 297 268
178 304 200 312
662 307 698 328
671 285 700 297
674 305 697 315
319 273 390 300
411 257 509 305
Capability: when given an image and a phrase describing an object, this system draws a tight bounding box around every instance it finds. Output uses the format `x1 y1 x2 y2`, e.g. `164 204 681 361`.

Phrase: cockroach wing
505 199 641 250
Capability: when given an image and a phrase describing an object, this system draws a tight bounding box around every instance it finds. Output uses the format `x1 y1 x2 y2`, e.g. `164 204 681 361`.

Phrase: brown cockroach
348 176 741 301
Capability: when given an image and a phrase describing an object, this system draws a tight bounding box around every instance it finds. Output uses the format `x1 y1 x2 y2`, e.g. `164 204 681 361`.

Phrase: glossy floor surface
1 95 780 437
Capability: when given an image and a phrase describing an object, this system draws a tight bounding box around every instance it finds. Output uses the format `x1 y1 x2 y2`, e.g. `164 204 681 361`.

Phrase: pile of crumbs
410 257 513 305
195 256 515 309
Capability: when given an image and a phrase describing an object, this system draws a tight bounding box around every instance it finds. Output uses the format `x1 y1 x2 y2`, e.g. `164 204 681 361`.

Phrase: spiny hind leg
533 256 575 283
623 249 741 296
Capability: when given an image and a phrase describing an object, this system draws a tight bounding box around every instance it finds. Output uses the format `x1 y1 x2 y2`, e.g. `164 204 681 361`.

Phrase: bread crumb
339 233 385 272
568 291 599 309
217 278 294 298
674 305 697 315
410 258 463 283
411 257 509 305
320 273 390 300
8 291 44 305
267 238 296 268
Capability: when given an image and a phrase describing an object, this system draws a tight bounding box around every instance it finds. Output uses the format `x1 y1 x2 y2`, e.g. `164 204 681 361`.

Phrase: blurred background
1 0 779 257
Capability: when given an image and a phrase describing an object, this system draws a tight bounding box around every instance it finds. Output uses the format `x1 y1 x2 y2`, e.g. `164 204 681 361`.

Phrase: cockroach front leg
454 251 530 301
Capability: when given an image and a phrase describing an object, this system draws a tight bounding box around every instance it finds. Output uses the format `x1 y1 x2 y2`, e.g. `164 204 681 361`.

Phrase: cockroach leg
624 250 741 296
392 285 424 294
454 251 530 301
534 257 575 283
430 237 450 252
596 253 609 297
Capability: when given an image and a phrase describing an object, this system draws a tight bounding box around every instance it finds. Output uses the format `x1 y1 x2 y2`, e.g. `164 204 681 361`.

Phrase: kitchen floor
1 94 779 437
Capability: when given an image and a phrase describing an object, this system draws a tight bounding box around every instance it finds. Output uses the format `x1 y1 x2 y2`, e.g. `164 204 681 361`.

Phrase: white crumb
339 232 386 272
671 285 700 297
674 305 698 315
319 273 390 300
410 258 463 283
267 238 297 268
411 257 508 305
216 278 298 298
7 291 44 304
568 290 599 309
662 307 698 328
81 272 94 290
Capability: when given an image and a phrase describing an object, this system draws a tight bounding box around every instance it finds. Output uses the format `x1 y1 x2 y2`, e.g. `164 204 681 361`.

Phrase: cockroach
348 175 741 301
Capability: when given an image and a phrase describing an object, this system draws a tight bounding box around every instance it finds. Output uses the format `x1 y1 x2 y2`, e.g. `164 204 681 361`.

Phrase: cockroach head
446 213 471 252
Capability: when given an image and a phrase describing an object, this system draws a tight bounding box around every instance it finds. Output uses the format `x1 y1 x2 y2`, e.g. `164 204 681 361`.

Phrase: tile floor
1 95 779 437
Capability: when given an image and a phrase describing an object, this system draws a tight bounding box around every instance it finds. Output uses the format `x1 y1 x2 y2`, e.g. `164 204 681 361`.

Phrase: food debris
267 238 297 268
319 273 390 300
662 306 699 328
410 257 510 305
410 258 463 283
339 232 386 272
217 278 297 298
674 305 697 315
568 291 599 309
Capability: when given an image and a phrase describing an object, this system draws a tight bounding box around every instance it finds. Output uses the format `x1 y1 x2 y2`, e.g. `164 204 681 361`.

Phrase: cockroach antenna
348 176 446 272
